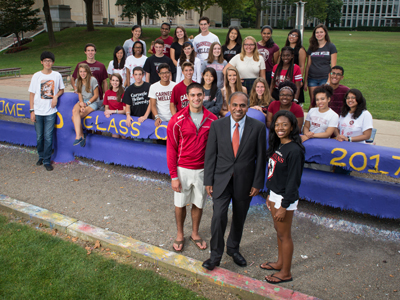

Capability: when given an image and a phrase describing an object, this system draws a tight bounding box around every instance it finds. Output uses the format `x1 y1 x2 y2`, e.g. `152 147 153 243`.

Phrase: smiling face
133 43 143 57
110 75 120 89
212 44 221 58
230 94 248 122
115 49 124 61
330 69 343 85
255 82 265 97
203 71 214 86
183 66 194 80
315 92 330 111
160 25 170 38
261 28 272 42
279 89 294 107
183 45 193 57
154 43 164 55
199 21 209 33
281 50 293 65
275 116 293 141
346 93 358 110
288 32 299 44
243 39 256 55
229 29 238 42
315 27 326 41
85 46 96 60
79 67 87 80
158 67 170 83
187 87 204 111
176 28 184 39
227 69 237 84
133 70 144 83
132 28 141 39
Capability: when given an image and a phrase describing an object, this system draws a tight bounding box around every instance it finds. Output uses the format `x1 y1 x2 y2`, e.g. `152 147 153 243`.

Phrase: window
93 0 102 14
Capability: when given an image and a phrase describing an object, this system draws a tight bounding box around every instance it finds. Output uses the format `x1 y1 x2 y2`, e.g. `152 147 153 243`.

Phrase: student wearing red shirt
170 62 194 115
150 23 174 58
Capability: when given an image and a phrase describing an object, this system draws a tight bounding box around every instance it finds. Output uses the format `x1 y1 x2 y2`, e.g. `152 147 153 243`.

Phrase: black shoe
36 159 43 166
44 164 53 171
227 251 247 267
202 259 220 271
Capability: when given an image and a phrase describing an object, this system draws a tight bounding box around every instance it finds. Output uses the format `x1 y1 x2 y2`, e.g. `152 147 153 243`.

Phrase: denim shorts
307 77 328 87
83 98 98 110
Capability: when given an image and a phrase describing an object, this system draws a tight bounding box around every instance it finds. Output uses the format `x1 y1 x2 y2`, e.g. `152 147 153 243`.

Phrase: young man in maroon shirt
170 62 194 115
150 23 173 58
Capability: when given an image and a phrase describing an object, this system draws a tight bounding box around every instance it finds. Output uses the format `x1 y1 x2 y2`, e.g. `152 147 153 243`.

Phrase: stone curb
0 194 320 300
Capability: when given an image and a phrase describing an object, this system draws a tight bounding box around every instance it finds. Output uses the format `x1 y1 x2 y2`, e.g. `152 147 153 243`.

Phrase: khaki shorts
174 167 207 209
269 190 298 211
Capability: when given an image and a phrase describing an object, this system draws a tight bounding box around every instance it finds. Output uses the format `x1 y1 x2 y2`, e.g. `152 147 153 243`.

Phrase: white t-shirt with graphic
107 60 127 86
28 70 65 115
125 55 148 84
306 107 339 134
148 81 176 121
193 32 220 61
338 110 373 143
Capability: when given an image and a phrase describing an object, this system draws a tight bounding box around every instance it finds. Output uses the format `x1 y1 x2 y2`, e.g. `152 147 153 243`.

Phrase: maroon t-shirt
329 84 350 115
73 60 108 100
257 43 280 72
268 100 304 118
151 36 174 58
170 80 192 112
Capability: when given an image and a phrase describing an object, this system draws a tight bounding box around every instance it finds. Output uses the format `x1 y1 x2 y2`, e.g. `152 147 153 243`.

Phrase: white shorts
269 190 298 211
174 167 207 209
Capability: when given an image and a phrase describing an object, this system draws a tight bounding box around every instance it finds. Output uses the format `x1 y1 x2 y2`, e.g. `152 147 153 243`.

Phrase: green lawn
0 27 398 121
0 215 205 299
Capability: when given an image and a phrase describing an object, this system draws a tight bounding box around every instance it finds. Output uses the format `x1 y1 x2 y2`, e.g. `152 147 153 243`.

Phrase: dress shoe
44 164 54 171
227 251 247 267
36 159 43 166
202 259 220 271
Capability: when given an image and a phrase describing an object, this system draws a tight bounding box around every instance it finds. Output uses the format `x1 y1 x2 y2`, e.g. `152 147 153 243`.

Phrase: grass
0 27 398 121
0 214 205 299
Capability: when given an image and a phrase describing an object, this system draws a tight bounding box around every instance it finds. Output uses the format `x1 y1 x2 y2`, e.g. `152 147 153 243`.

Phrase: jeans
34 113 57 165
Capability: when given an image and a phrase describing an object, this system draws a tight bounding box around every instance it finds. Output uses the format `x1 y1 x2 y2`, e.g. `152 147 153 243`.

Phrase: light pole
295 1 306 44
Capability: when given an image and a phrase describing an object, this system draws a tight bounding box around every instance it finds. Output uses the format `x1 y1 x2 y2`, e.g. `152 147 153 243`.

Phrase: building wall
263 0 400 27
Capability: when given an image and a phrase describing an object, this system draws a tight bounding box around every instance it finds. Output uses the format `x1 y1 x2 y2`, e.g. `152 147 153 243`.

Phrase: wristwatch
347 136 352 142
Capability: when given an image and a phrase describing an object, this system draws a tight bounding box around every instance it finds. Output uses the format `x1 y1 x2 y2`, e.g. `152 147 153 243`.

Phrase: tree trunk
255 11 261 29
84 0 95 31
43 0 56 47
136 11 142 26
14 32 21 47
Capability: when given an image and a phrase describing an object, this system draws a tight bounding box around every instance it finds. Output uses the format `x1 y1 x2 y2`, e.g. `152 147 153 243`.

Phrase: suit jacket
204 116 267 200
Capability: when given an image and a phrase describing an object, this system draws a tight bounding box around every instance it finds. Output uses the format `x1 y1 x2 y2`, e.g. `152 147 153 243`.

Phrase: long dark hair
113 46 126 69
341 89 367 119
201 67 218 103
223 26 242 47
131 25 141 38
267 110 305 158
260 25 275 48
309 24 331 52
285 29 304 51
179 41 195 69
273 46 295 83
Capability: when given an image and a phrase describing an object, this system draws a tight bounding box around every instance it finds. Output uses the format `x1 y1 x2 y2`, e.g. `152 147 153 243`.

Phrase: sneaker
36 159 43 166
80 132 87 147
73 137 83 146
44 164 54 171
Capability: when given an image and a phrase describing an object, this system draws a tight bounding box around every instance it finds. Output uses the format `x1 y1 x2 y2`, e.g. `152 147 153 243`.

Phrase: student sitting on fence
301 85 339 143
72 63 99 147
103 73 126 139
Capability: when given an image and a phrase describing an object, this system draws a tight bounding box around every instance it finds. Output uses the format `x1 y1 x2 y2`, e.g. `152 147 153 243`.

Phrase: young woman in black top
221 26 242 62
261 110 305 284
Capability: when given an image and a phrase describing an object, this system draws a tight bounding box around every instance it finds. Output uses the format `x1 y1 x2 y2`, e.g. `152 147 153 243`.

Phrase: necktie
232 123 239 157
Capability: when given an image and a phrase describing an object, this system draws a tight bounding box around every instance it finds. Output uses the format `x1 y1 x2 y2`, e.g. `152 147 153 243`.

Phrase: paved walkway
1 76 399 148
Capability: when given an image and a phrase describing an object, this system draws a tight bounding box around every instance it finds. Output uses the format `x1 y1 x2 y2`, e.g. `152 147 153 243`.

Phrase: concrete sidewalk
1 75 399 148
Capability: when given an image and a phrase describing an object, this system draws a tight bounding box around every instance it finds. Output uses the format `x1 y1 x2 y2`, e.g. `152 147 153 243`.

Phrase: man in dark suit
202 91 267 270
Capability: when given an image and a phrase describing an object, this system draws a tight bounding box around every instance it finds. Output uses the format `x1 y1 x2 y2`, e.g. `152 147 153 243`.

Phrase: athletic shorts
174 167 206 209
269 190 298 211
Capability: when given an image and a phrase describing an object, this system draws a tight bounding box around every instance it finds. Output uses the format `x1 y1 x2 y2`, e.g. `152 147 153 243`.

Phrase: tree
83 0 95 31
0 0 41 47
325 0 343 27
116 0 183 27
218 0 244 26
304 0 327 24
43 0 56 47
181 0 215 18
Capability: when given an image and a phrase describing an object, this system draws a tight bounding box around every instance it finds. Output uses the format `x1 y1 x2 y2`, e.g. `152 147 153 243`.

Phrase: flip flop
173 239 185 252
265 274 293 284
190 236 207 250
260 262 281 271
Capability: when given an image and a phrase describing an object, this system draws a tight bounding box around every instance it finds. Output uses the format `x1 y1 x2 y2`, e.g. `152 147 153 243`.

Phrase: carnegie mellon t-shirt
122 82 151 117
170 80 192 112
72 60 108 99
148 81 176 121
143 55 175 84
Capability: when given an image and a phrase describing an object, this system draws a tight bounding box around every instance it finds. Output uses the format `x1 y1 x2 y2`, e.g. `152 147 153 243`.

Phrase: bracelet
155 114 159 119
347 136 352 142
87 101 91 106
115 109 117 114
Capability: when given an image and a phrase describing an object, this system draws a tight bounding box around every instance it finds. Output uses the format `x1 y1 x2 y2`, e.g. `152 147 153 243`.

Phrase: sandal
173 239 185 252
260 262 281 271
265 274 293 284
190 236 207 250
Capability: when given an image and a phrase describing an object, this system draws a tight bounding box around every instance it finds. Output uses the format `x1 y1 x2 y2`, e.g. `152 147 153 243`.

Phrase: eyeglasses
330 72 343 77
289 34 298 38
346 96 356 100
279 93 293 98
244 44 255 47
134 46 143 49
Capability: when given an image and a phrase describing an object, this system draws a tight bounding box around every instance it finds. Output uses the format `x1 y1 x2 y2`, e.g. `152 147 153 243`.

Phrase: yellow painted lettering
5 103 15 115
119 119 128 135
55 112 64 129
107 118 118 134
349 152 367 171
95 115 106 131
83 115 93 129
0 100 4 112
330 148 347 167
393 156 400 176
16 103 24 116
155 124 167 140
368 154 388 174
130 121 141 137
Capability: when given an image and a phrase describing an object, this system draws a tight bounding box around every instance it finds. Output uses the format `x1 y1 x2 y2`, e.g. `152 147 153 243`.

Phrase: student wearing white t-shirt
302 85 338 142
28 51 65 171
107 46 127 87
149 63 176 126
334 89 373 143
125 41 148 85
193 16 220 62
